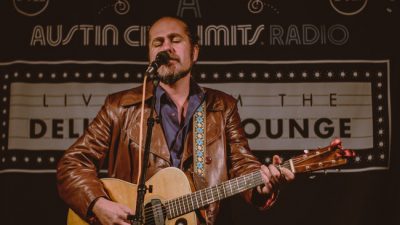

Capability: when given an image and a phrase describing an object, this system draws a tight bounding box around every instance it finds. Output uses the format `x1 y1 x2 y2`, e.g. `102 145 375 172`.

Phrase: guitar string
141 171 264 224
143 175 265 225
141 151 336 223
142 170 261 216
141 156 307 220
280 148 334 167
140 152 326 219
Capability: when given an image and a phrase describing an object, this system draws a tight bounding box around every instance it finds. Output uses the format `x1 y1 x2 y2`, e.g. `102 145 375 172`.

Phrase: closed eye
152 40 162 47
172 37 182 43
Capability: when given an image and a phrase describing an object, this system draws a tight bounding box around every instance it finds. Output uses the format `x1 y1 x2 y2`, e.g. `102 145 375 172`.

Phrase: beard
157 65 191 85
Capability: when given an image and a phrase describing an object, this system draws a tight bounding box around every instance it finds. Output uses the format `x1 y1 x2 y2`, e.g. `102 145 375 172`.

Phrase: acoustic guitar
67 139 354 225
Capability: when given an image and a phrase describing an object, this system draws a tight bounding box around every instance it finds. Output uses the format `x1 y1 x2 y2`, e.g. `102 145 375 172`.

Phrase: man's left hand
258 155 295 195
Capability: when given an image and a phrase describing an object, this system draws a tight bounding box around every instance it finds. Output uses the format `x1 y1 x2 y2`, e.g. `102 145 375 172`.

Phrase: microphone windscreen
155 51 170 65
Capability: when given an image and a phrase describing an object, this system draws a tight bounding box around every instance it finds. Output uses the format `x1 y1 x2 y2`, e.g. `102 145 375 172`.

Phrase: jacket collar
119 80 224 112
120 81 155 107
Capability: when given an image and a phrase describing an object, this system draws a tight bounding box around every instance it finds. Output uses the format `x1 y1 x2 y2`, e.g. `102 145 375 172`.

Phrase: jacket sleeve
224 95 277 210
56 95 114 220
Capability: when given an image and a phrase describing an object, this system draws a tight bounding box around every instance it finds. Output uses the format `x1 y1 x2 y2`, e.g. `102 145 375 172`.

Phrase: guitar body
67 167 197 225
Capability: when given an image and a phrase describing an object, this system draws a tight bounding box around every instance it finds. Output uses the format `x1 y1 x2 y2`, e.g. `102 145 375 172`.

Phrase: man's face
148 17 199 84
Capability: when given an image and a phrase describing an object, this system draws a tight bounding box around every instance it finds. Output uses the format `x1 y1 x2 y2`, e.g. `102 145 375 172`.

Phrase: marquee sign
0 60 390 173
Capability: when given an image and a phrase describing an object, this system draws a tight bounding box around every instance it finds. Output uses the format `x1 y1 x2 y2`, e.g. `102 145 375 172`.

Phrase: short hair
148 16 199 47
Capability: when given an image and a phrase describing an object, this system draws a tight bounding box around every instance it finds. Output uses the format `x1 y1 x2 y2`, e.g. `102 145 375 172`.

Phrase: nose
160 40 173 52
161 39 174 53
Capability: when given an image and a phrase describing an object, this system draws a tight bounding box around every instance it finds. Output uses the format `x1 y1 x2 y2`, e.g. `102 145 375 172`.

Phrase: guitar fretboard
163 161 292 219
164 170 263 219
141 142 348 223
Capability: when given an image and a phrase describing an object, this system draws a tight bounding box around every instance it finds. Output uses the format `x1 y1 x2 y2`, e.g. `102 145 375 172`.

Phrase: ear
192 44 200 62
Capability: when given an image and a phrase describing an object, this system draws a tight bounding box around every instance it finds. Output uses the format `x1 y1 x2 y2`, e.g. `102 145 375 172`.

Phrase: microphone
145 51 170 78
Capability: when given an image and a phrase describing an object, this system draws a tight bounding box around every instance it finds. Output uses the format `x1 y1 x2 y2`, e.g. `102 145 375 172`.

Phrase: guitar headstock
289 138 355 173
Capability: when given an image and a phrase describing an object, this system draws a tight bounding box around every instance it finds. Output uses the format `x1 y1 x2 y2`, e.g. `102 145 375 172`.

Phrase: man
57 16 294 225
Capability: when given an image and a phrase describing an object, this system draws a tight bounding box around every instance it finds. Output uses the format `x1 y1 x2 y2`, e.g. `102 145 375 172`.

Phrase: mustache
163 52 180 62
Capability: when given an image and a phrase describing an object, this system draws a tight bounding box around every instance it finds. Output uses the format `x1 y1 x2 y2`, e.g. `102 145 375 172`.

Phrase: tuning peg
343 149 356 158
330 138 342 148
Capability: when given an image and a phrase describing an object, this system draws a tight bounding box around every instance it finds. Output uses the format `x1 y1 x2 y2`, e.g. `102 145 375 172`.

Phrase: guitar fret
177 197 182 216
228 180 233 196
174 198 178 216
179 196 185 214
245 176 251 189
187 195 192 213
171 200 177 218
168 200 172 218
178 196 183 215
215 185 221 200
209 187 215 202
205 188 211 204
182 196 187 214
202 189 207 204
190 194 195 211
166 200 172 219
171 201 175 218
194 191 199 209
205 188 210 204
188 195 192 212
199 190 204 206
222 183 227 198
210 188 214 201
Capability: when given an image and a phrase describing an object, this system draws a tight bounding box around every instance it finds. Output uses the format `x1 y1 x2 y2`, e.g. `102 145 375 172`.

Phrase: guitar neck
165 163 292 219
164 146 347 220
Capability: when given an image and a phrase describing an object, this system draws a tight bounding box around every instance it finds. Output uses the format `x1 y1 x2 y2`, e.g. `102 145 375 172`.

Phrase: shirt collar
155 77 205 115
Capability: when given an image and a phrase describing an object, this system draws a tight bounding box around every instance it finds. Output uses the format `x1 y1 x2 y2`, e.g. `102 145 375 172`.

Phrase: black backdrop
1 0 399 225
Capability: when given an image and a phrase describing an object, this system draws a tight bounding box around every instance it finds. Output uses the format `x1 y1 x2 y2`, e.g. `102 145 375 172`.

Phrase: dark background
1 0 399 225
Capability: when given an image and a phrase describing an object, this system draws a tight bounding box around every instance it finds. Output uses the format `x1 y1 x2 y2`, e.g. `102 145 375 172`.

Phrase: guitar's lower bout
67 167 197 225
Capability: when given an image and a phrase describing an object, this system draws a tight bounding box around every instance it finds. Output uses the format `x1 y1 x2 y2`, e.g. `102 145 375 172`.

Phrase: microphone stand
130 77 160 225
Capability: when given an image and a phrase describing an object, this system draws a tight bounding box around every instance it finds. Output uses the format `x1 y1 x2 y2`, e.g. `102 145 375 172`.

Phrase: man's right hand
92 197 133 225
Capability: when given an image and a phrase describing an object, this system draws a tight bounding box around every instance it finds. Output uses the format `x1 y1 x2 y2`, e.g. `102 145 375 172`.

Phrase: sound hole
175 218 187 225
144 199 166 225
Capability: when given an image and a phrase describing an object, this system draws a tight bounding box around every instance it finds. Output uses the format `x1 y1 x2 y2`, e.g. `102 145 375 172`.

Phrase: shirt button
171 113 176 116
205 156 212 164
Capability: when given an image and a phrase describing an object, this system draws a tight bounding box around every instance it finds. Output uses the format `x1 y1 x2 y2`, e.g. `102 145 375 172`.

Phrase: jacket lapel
123 82 171 165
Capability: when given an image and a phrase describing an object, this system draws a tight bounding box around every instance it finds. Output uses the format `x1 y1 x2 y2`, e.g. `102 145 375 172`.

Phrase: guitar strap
193 100 207 178
193 101 212 225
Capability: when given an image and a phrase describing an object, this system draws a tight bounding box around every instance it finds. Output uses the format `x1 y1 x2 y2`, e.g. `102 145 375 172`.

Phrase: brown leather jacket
57 82 266 224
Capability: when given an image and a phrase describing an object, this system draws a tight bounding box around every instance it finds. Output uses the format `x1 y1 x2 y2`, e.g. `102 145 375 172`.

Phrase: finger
257 184 265 194
120 204 134 215
261 180 273 194
268 164 281 183
261 165 281 194
114 206 132 223
260 165 273 193
260 164 272 178
260 165 272 183
281 167 295 181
